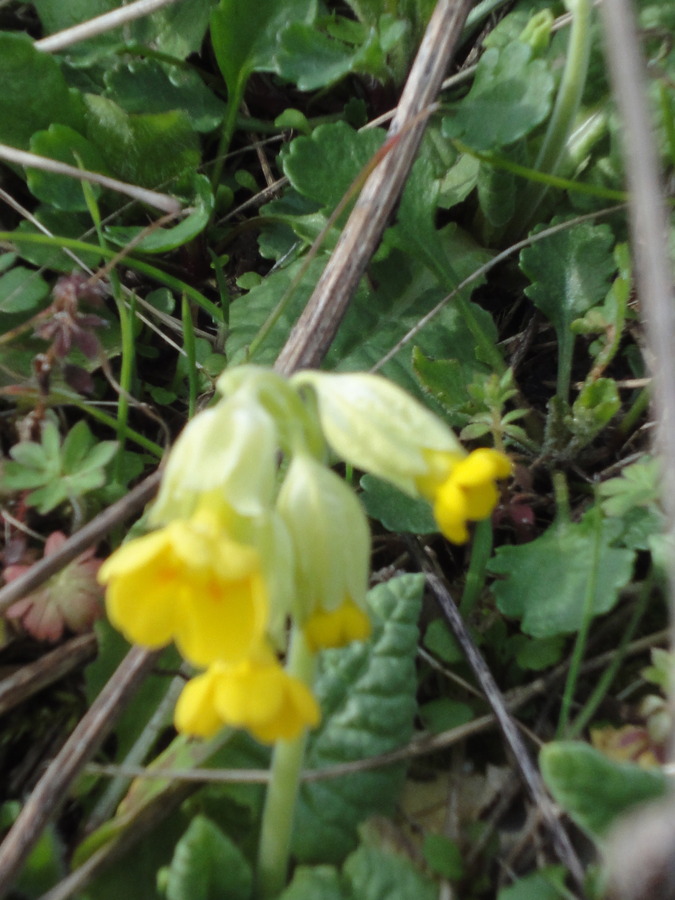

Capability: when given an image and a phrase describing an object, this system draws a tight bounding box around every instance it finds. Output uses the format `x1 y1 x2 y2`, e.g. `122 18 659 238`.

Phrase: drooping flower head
277 453 371 649
98 509 268 668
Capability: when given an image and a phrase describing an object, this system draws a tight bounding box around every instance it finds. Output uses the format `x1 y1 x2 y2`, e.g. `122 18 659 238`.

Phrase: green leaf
210 0 316 100
514 635 565 671
161 815 252 900
423 833 465 881
277 23 372 91
34 0 214 59
28 125 109 211
84 94 200 189
497 866 568 900
359 475 437 534
1 420 118 513
418 698 474 733
599 457 661 517
343 842 437 900
489 513 635 637
441 41 554 150
282 122 385 213
293 574 425 863
423 619 464 665
520 220 615 396
0 33 83 149
278 866 346 900
0 267 50 314
413 349 485 427
105 60 226 133
281 841 437 900
540 741 667 838
105 175 214 253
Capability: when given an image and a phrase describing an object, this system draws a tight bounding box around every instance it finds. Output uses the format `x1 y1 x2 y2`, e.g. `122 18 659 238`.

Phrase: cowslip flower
150 392 278 524
277 453 371 649
291 371 463 494
418 448 513 544
5 532 103 641
174 647 320 743
291 370 511 544
98 509 268 668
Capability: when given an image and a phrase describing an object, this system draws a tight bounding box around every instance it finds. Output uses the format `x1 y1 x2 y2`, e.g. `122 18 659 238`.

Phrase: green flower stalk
517 0 593 231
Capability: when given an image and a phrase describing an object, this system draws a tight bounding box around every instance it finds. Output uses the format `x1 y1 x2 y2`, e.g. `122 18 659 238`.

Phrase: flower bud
277 453 370 644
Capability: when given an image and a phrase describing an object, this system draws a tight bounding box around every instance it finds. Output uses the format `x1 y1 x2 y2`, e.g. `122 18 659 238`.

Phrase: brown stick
0 634 97 716
274 0 474 374
407 538 587 893
0 646 159 897
0 471 161 616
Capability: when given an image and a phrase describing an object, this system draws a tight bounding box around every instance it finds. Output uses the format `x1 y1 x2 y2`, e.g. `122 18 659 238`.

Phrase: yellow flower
424 448 512 544
291 371 462 495
304 597 372 652
174 650 321 743
98 512 268 668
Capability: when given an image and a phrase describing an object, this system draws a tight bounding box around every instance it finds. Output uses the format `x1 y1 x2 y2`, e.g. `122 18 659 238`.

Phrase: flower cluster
99 367 511 744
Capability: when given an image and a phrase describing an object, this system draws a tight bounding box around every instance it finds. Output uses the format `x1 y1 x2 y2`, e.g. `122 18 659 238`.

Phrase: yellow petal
433 481 471 544
174 668 225 738
452 449 512 487
212 657 320 744
304 598 371 651
174 571 268 668
105 577 176 648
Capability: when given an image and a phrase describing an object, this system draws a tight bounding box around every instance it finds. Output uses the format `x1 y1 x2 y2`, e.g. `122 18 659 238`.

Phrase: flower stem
256 626 316 899
516 0 593 232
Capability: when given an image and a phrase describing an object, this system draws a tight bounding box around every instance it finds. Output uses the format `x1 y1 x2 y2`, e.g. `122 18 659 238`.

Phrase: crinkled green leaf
105 60 225 132
162 815 252 900
489 513 635 637
105 175 214 253
28 125 109 212
0 33 84 149
0 267 50 314
540 741 667 839
84 95 199 189
441 41 554 150
282 122 385 213
293 574 424 863
359 475 436 534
